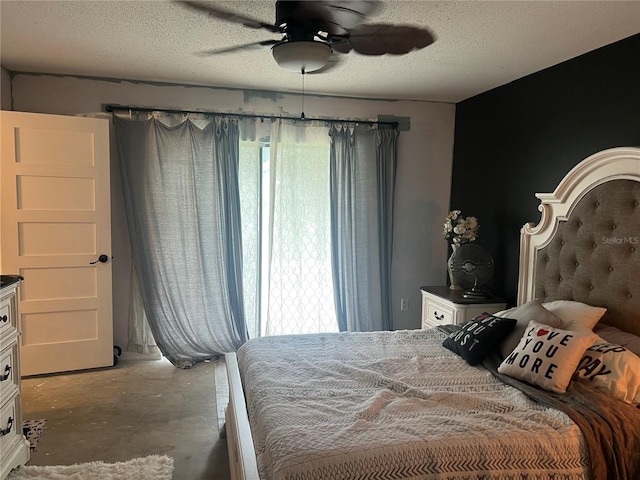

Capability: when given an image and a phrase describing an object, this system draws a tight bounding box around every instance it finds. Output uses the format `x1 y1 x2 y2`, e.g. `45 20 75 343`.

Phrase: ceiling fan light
271 41 331 73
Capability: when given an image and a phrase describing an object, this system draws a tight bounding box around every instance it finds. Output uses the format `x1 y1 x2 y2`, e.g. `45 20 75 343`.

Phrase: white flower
442 210 479 246
447 210 461 221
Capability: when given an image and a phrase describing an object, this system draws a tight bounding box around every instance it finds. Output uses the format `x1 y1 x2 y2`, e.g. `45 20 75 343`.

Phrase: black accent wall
451 33 640 306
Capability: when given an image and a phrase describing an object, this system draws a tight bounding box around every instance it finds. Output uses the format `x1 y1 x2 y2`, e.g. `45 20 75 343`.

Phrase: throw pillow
494 306 517 317
542 300 606 331
498 320 598 393
574 338 640 404
443 313 517 366
594 324 640 357
496 299 564 359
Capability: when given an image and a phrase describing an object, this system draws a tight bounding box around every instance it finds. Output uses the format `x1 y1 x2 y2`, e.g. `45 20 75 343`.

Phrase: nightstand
420 286 507 329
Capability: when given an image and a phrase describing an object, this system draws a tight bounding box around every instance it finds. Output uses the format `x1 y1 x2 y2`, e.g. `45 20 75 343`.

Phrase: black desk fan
448 244 495 299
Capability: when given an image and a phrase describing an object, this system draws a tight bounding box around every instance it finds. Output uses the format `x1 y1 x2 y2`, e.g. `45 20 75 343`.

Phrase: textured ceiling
1 1 639 103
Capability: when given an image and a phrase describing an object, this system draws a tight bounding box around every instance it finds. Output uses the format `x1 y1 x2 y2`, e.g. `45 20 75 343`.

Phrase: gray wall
1 67 11 109
8 73 456 347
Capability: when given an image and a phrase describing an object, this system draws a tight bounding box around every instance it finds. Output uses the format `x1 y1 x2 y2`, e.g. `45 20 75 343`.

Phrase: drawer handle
433 311 445 321
0 365 11 381
0 416 13 436
0 315 7 323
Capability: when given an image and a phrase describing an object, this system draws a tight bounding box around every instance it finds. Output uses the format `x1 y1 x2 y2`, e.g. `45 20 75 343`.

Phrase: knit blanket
238 328 593 480
484 352 640 480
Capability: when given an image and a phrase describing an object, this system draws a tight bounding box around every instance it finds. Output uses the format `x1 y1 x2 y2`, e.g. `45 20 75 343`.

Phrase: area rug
22 419 46 452
7 455 174 480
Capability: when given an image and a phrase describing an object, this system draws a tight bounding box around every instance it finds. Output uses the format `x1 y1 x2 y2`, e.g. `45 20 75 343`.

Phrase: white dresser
421 285 507 329
1 276 30 480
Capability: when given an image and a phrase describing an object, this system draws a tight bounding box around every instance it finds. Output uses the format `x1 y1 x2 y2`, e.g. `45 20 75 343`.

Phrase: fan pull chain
300 68 306 120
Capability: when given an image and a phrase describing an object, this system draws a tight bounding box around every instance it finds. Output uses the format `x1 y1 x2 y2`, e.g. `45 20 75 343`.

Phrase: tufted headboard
518 147 640 336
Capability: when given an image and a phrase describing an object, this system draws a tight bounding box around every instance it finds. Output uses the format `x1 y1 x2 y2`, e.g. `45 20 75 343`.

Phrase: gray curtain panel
115 116 248 367
329 124 398 332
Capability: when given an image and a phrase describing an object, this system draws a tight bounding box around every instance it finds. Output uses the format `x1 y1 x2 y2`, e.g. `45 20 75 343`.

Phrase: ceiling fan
177 1 436 74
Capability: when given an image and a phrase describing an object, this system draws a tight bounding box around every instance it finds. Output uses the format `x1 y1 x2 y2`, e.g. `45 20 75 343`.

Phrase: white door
1 111 113 375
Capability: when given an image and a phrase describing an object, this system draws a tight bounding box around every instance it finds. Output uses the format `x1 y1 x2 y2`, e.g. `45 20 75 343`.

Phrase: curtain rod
103 104 398 128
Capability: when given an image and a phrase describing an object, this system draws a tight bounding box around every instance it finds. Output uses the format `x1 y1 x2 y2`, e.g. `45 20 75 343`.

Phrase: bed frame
225 146 640 479
518 146 640 336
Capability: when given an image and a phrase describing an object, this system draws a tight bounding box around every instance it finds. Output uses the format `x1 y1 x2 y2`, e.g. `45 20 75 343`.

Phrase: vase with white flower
443 210 479 289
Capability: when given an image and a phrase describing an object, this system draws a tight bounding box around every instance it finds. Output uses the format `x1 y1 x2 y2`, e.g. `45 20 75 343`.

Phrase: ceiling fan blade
281 1 380 37
338 23 436 55
196 39 280 56
322 1 381 30
176 1 280 33
275 1 337 37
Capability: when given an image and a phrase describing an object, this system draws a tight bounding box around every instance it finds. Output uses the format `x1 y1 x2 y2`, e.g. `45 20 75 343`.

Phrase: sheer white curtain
263 120 338 336
237 119 267 339
237 119 396 337
127 261 161 357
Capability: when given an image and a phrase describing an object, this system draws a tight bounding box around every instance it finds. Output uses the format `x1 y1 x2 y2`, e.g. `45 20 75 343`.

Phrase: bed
224 146 640 480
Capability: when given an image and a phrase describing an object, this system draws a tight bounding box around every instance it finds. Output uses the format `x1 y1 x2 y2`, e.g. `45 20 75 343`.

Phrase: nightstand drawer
424 302 454 328
420 286 507 330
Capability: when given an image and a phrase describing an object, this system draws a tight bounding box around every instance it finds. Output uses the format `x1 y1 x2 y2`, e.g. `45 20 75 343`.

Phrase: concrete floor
19 356 231 479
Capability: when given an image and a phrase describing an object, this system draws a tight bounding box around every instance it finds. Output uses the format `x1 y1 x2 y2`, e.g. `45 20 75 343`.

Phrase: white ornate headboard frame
518 147 640 335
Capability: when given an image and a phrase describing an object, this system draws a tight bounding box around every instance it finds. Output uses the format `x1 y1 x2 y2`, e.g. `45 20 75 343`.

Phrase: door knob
90 254 110 265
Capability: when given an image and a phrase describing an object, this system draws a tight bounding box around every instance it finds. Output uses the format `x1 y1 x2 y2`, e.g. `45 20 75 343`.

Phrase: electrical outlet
400 298 408 311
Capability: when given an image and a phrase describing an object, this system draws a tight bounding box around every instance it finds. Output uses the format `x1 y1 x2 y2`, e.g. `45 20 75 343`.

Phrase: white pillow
542 300 607 331
574 338 640 404
494 306 517 317
498 320 598 393
496 299 564 359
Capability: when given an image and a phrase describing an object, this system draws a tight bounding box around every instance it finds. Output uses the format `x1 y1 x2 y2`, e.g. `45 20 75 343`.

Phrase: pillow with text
574 339 640 404
443 313 516 366
498 320 598 393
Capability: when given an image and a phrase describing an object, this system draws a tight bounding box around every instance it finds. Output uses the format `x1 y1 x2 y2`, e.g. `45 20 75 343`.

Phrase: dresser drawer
0 296 18 347
0 344 19 407
0 394 22 456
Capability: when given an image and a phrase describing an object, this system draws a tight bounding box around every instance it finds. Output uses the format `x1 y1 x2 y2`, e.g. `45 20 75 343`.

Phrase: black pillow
442 313 517 366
